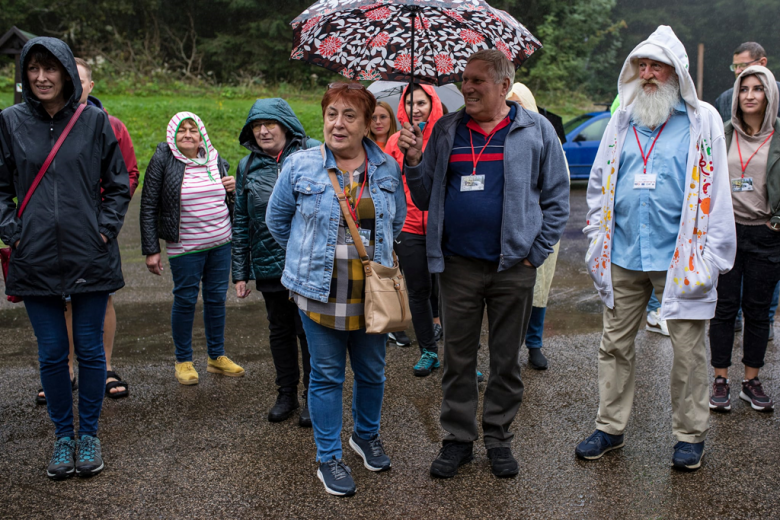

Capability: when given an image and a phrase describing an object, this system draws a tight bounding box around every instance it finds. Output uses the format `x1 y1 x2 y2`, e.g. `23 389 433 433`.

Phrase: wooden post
697 43 704 100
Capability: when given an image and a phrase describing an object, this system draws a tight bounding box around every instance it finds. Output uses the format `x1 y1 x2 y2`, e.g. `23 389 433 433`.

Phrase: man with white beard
576 26 736 471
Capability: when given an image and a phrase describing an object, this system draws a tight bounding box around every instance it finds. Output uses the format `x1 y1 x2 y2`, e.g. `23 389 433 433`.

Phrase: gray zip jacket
404 101 570 272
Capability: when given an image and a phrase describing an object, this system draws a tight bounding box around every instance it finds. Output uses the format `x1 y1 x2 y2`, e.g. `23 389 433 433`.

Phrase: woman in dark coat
0 38 130 480
232 98 318 426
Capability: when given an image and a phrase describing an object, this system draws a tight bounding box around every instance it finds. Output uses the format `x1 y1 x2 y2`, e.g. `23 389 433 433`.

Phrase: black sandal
36 376 77 405
105 370 129 399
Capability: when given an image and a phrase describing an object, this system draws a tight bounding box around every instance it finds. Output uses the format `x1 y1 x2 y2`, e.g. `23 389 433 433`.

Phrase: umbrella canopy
368 81 463 123
290 0 541 85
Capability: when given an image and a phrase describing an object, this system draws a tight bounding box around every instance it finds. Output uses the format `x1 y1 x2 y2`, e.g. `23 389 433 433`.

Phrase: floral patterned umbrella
290 0 542 86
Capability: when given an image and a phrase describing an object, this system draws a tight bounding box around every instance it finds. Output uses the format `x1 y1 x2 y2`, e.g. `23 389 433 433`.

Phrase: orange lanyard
633 122 668 174
736 130 775 179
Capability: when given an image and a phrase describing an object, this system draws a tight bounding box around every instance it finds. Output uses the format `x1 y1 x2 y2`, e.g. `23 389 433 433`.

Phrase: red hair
321 83 376 126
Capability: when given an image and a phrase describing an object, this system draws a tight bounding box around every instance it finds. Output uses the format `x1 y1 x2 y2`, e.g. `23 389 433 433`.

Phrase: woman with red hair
267 83 406 497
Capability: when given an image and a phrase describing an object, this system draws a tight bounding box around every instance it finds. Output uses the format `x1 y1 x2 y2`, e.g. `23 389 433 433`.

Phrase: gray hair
734 42 766 61
466 49 515 84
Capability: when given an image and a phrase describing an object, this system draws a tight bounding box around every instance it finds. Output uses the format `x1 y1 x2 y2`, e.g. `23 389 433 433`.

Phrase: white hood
618 25 699 118
583 25 736 320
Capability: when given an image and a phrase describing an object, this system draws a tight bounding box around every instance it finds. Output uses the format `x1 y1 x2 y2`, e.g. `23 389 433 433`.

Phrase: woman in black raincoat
0 38 130 480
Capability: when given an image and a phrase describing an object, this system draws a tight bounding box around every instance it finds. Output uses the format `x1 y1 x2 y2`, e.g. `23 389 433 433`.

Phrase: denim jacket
266 138 406 303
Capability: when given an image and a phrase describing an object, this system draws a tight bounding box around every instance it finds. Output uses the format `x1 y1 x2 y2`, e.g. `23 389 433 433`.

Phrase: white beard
632 74 681 129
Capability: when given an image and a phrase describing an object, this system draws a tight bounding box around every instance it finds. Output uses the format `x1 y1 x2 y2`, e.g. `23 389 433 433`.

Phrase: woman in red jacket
384 84 444 375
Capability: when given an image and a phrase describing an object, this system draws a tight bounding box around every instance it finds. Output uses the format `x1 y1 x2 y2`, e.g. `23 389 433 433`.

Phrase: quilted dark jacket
231 98 318 283
140 142 232 256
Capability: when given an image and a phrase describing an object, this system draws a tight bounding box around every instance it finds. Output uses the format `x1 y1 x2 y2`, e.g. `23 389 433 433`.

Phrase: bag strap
321 145 372 274
17 103 86 218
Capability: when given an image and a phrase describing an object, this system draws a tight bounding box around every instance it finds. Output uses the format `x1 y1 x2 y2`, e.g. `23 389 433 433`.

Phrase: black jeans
710 224 780 369
262 289 311 392
439 256 535 448
395 231 438 352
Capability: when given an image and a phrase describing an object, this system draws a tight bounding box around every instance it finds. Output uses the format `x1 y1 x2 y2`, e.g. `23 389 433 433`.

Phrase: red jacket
89 96 139 197
108 114 139 197
384 84 444 235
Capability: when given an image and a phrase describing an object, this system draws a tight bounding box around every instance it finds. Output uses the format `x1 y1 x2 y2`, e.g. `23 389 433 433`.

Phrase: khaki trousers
595 265 709 443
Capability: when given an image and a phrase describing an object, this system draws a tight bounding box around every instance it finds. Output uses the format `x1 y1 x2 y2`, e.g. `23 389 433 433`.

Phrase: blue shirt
612 99 690 272
442 105 516 262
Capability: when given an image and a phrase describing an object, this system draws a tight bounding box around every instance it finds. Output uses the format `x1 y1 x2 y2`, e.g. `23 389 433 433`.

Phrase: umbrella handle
404 7 417 159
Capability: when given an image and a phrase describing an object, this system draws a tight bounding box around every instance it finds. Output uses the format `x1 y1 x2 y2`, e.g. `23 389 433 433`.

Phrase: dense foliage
0 0 623 98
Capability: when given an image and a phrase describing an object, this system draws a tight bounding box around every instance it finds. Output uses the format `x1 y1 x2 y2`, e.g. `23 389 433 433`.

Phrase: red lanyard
633 122 668 174
736 130 775 178
344 155 369 225
275 150 284 176
469 127 500 176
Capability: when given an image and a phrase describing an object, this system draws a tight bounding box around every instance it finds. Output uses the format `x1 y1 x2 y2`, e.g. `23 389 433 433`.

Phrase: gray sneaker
349 432 391 471
75 435 104 477
317 457 356 497
47 437 76 480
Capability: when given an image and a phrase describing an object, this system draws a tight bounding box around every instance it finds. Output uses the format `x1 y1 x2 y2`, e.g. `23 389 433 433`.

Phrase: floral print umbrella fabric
290 0 542 85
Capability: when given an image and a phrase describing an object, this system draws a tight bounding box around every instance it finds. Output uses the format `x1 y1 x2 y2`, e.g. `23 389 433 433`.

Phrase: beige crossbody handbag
323 146 411 334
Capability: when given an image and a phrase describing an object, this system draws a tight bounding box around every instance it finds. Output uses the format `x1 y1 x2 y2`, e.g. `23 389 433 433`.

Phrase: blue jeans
169 244 231 362
299 311 387 462
524 306 546 349
25 292 109 438
646 292 661 313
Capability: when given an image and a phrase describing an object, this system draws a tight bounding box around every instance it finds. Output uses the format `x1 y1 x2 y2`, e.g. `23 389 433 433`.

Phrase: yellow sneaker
207 356 245 377
175 362 199 385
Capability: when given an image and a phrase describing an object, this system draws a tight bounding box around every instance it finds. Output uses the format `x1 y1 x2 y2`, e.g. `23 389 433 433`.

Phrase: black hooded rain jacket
0 37 130 297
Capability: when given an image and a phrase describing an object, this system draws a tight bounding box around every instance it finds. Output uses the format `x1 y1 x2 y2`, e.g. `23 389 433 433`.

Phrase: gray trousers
439 256 536 448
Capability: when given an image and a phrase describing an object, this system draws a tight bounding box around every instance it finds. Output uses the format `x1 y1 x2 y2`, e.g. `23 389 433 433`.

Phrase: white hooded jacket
583 25 736 320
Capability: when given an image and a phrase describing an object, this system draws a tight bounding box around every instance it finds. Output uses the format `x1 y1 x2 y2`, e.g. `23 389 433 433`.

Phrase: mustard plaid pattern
293 165 375 330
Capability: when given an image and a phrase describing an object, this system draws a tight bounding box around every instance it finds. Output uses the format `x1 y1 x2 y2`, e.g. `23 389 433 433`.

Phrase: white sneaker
646 310 670 336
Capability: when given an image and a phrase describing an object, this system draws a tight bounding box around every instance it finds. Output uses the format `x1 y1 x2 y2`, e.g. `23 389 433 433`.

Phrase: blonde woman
368 101 397 151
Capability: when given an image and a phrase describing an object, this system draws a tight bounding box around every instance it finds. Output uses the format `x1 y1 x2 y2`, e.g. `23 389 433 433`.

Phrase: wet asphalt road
1 184 779 519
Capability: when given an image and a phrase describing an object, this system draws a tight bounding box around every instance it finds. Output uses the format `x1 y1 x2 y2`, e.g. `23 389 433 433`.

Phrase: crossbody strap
321 145 372 274
17 103 86 218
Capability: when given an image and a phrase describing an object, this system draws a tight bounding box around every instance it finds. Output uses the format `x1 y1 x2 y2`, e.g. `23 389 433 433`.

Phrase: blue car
562 110 612 180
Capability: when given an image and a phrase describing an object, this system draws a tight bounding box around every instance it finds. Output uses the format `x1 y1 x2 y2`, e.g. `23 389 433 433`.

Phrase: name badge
345 228 371 247
731 178 754 192
461 174 485 192
633 173 657 189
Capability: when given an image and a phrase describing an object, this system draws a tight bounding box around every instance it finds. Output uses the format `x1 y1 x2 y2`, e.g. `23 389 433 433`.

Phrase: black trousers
262 289 311 392
395 231 438 352
710 223 780 369
439 256 535 447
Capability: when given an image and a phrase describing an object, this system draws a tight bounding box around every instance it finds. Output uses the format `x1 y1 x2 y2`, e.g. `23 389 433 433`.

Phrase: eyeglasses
328 82 367 90
730 58 761 72
251 120 279 130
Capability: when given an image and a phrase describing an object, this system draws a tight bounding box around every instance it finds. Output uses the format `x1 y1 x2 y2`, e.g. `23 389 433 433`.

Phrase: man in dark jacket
232 98 319 426
398 50 570 479
714 42 780 122
0 37 129 480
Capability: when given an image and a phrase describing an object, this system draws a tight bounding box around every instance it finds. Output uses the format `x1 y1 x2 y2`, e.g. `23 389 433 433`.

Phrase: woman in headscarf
140 112 244 385
709 65 780 413
506 82 569 370
384 83 446 375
